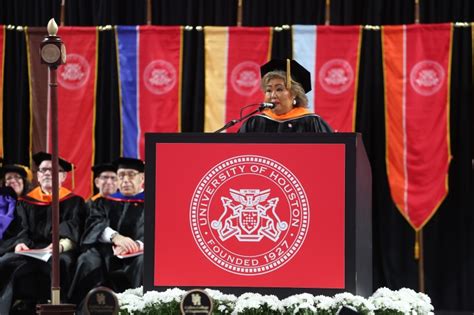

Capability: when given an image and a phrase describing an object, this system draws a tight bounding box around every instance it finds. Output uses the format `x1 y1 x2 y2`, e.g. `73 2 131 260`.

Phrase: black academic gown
0 187 87 313
68 191 144 304
239 112 333 133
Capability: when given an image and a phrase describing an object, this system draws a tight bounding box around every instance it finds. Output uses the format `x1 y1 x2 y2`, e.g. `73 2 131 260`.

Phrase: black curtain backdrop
152 0 238 26
95 28 121 162
65 0 147 26
2 28 30 167
0 0 473 312
0 0 61 26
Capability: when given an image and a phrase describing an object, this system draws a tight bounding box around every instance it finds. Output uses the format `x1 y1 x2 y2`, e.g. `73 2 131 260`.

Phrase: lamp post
37 18 75 314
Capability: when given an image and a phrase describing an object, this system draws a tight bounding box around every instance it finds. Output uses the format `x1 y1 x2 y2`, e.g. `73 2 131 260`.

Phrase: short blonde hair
261 70 308 108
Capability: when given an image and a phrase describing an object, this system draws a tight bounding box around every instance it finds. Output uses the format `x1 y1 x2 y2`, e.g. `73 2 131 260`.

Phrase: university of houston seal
190 155 310 276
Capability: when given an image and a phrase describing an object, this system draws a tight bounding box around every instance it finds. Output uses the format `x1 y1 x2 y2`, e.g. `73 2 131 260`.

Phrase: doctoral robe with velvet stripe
0 187 87 313
68 192 144 304
239 108 333 133
11 187 87 248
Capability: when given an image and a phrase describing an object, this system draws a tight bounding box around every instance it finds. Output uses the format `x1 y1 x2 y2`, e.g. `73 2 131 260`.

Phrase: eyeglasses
38 168 65 174
5 174 22 181
99 175 118 181
117 171 140 180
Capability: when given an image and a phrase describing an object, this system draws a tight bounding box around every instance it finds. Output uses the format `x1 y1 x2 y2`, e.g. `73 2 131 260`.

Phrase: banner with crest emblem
56 27 97 198
292 25 362 132
382 23 452 230
204 27 272 133
26 27 97 199
116 26 182 159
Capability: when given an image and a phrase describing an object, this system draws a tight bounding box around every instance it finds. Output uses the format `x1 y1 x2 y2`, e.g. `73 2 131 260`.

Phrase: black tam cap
32 152 73 172
0 164 29 179
260 59 312 93
114 157 144 172
91 163 117 178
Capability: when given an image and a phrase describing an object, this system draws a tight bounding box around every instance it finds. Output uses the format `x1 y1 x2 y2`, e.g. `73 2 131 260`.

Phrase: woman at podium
239 59 333 133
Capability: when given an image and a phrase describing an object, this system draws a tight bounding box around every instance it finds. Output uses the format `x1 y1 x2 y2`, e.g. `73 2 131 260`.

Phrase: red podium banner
145 133 372 297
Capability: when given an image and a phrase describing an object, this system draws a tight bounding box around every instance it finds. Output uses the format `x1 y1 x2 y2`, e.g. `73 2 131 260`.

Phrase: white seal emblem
318 59 354 94
190 155 310 276
410 60 445 96
230 61 261 96
143 59 177 95
57 53 90 90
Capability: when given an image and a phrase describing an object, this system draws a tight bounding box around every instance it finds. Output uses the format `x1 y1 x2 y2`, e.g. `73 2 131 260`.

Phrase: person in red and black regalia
68 157 145 307
239 59 333 133
0 152 87 314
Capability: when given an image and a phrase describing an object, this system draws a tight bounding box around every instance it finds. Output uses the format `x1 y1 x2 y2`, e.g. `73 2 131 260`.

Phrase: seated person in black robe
0 152 87 313
239 59 333 133
0 164 33 254
68 157 145 305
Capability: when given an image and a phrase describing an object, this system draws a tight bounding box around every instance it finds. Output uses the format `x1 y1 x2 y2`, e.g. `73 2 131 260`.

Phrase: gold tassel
286 59 292 90
414 230 420 259
17 164 33 182
71 163 75 191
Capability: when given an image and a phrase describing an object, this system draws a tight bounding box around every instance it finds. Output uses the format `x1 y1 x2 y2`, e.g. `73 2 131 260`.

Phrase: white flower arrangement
205 288 237 314
331 292 375 314
117 286 434 315
232 292 284 314
368 287 434 315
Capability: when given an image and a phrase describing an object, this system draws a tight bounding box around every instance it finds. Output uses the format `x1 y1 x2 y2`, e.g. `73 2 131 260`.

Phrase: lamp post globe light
40 18 66 67
36 18 75 315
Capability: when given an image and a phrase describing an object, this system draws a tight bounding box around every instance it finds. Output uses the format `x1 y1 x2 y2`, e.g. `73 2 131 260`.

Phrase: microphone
259 102 275 110
215 102 275 133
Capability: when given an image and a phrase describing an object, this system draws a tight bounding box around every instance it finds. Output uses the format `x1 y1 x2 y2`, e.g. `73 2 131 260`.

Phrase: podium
144 133 372 297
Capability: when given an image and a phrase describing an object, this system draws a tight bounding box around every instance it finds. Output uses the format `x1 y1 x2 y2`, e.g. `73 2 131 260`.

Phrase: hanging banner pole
237 0 243 26
415 0 420 24
325 0 331 25
418 229 425 293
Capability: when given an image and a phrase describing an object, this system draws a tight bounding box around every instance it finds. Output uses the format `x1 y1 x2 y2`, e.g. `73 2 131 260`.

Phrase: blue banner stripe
293 25 316 112
117 25 139 158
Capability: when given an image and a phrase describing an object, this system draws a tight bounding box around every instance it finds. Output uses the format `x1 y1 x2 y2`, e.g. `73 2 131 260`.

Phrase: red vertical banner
383 24 452 230
293 25 362 132
56 27 97 198
0 26 4 156
138 26 182 159
314 26 361 132
204 27 272 132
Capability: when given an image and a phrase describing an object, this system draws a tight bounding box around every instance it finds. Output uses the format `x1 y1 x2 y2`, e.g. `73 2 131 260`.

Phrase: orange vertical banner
382 24 452 230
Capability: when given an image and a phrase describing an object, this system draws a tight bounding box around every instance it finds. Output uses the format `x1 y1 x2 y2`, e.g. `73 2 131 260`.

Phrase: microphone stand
214 106 264 133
